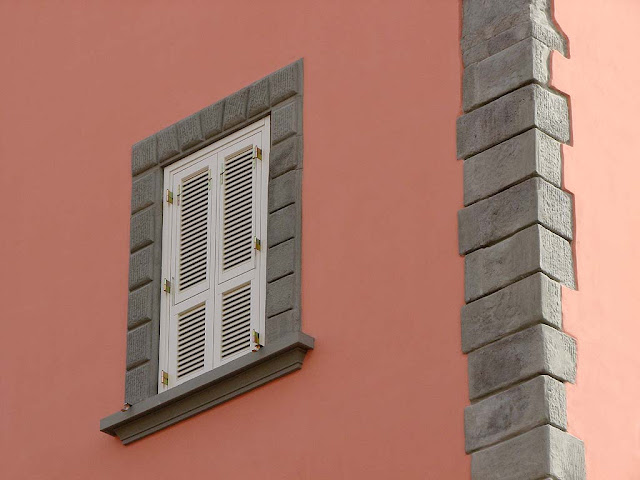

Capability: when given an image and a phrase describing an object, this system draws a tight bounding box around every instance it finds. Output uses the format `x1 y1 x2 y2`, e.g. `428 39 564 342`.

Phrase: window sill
100 331 314 444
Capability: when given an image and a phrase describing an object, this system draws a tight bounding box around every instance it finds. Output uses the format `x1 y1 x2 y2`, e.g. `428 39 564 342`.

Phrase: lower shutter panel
176 303 207 379
220 282 253 360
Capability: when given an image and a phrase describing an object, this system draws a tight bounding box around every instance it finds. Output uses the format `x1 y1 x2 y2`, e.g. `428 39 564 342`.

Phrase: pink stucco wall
0 1 468 479
552 1 640 478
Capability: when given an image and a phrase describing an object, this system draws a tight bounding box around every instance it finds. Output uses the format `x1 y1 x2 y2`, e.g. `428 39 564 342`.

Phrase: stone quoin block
128 244 155 291
471 425 585 480
464 375 567 452
268 169 300 213
272 98 301 145
200 100 225 139
465 224 575 302
468 324 576 400
176 113 204 151
266 274 296 318
462 273 562 353
269 60 302 105
267 239 295 283
126 323 153 370
156 125 180 162
131 135 157 176
128 282 155 329
247 77 270 117
131 169 160 214
464 37 551 112
458 177 573 254
265 309 298 341
124 363 153 406
268 204 297 247
270 135 302 178
222 88 249 130
130 206 155 253
457 84 570 159
463 128 562 206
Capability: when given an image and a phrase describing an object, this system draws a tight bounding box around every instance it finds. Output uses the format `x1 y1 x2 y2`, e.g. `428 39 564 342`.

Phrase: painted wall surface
552 1 640 478
0 1 466 479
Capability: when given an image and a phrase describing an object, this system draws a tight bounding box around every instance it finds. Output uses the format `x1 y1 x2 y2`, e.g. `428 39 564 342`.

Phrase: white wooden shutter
214 134 265 365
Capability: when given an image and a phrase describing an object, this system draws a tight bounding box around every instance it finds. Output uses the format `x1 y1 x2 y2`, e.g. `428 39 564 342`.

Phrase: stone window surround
100 59 314 445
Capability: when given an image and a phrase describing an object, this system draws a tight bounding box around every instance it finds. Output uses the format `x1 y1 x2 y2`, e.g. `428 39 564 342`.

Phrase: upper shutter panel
174 167 212 304
218 146 257 283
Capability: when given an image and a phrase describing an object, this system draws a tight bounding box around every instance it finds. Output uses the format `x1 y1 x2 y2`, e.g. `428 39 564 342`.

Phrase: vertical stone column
458 1 585 478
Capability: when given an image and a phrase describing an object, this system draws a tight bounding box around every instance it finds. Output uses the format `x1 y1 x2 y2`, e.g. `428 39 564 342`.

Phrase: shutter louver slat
220 283 252 359
176 303 206 378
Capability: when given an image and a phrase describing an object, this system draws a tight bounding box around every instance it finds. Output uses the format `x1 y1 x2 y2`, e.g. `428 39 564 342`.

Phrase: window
159 119 269 390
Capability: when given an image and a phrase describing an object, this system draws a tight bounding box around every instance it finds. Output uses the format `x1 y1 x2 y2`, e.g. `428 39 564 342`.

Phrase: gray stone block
129 244 155 291
459 177 573 255
471 425 585 480
465 224 574 302
128 282 155 329
130 207 155 253
464 37 550 112
176 113 203 150
124 363 152 405
131 135 157 176
457 84 570 159
272 98 301 145
265 309 299 343
270 135 302 178
267 204 297 247
269 60 301 105
268 169 300 213
462 273 561 353
131 169 160 214
465 375 566 452
126 323 153 369
248 78 270 117
200 100 225 139
464 128 562 206
156 125 179 162
223 88 249 130
266 274 295 318
267 239 295 283
468 324 576 400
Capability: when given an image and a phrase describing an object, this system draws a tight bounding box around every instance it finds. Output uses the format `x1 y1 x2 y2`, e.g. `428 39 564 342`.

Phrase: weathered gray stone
266 274 295 318
129 244 155 291
222 88 249 130
156 125 179 162
130 207 155 253
268 169 299 213
461 0 567 58
272 98 301 145
459 177 573 255
131 135 157 176
464 128 562 206
131 169 159 214
200 100 225 139
265 309 298 342
471 425 585 480
128 282 155 329
247 78 270 117
267 239 295 283
464 37 550 112
125 363 152 405
465 224 574 302
270 135 302 178
269 60 301 105
126 323 152 369
462 273 561 353
468 324 576 400
457 84 570 159
268 204 297 247
465 375 566 452
176 113 203 150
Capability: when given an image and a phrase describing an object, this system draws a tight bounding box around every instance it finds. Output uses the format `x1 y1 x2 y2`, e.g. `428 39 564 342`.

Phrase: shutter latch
163 278 171 293
166 189 174 204
252 330 262 351
254 237 261 251
161 370 169 386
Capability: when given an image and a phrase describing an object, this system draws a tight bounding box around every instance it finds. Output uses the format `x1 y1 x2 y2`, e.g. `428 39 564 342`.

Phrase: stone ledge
101 332 314 444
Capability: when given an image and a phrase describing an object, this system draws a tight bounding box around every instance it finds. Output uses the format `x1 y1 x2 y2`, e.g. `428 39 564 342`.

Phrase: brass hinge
254 237 261 251
166 189 174 204
163 278 171 293
254 146 262 160
252 330 262 351
161 370 169 386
